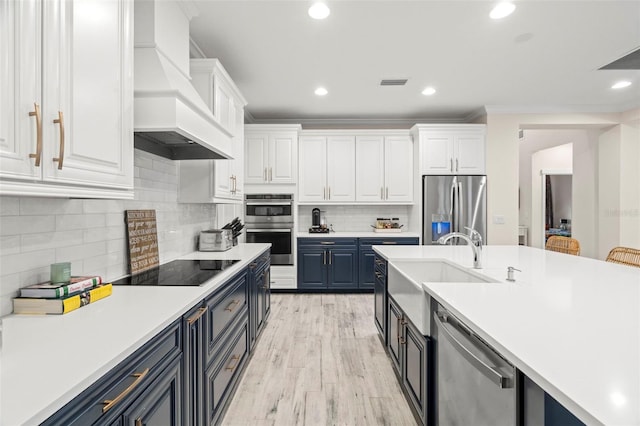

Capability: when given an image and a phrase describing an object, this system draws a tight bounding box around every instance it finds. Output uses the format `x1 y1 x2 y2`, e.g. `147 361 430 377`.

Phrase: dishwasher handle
435 311 513 389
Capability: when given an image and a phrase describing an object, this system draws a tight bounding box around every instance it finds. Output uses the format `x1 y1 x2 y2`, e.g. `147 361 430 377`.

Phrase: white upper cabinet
298 133 356 203
244 125 300 185
355 134 413 203
415 124 486 175
179 59 246 203
0 0 134 198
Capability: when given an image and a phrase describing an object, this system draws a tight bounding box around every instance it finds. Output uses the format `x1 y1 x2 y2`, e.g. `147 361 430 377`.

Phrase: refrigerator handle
457 181 463 233
449 178 456 232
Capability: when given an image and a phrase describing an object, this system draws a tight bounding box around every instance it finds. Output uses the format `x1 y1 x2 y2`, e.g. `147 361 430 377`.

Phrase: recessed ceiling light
611 80 632 89
490 2 516 19
315 87 328 96
422 87 436 96
308 2 330 20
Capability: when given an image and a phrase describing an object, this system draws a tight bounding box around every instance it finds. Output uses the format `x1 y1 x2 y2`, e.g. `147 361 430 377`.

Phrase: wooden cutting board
125 210 159 274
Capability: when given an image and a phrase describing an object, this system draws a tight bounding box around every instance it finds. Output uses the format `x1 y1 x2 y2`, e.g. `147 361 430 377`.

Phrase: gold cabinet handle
52 111 65 170
328 250 332 265
374 271 383 279
382 241 397 245
386 187 389 200
456 158 459 172
323 187 326 200
28 102 42 166
135 419 142 426
375 258 384 265
320 241 335 245
450 158 454 173
322 251 326 265
381 187 384 200
399 336 406 345
102 368 150 412
328 186 331 200
269 167 272 182
186 306 207 325
225 354 240 372
224 299 240 312
264 167 267 182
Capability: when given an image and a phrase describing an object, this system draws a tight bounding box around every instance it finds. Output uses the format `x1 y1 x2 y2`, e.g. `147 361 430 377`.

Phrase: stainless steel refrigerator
422 175 487 244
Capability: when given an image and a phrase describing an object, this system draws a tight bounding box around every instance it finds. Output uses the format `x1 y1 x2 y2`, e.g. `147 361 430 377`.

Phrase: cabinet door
403 321 428 422
384 135 413 202
374 269 386 343
214 158 233 199
387 297 402 375
245 133 268 183
268 132 296 184
328 248 358 289
0 0 42 181
358 249 376 289
297 247 327 288
122 357 183 426
231 104 244 197
454 133 485 174
298 136 327 202
326 135 355 202
355 136 385 202
42 0 133 189
420 133 454 175
183 304 206 426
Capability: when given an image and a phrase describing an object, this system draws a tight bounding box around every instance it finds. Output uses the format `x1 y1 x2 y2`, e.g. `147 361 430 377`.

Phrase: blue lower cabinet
358 238 418 289
298 239 358 289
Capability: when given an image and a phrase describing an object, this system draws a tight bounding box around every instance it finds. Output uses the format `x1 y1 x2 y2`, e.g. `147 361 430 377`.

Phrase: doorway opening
541 171 572 248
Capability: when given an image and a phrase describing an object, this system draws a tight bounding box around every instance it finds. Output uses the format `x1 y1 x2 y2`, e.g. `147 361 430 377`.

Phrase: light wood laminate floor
222 293 417 426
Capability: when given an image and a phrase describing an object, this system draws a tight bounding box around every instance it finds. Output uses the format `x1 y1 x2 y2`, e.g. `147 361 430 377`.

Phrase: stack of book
13 276 112 315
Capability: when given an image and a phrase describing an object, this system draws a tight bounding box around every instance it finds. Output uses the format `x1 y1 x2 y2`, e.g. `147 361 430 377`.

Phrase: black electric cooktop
112 259 240 286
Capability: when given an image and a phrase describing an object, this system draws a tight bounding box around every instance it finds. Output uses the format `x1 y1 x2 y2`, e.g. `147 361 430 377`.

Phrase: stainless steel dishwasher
433 304 517 426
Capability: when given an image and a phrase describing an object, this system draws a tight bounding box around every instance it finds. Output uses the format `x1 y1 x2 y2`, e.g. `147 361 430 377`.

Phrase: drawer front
43 320 182 426
206 270 248 363
374 254 387 275
298 238 357 248
206 319 249 425
360 237 419 250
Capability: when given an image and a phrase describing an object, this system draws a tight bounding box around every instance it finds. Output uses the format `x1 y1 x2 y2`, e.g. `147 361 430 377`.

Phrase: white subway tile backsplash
0 149 216 315
0 249 56 276
0 236 21 255
0 197 20 216
0 215 56 236
21 230 84 252
298 205 410 232
56 214 107 231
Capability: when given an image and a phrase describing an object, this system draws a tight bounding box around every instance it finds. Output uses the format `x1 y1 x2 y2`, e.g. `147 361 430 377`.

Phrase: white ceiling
189 1 640 124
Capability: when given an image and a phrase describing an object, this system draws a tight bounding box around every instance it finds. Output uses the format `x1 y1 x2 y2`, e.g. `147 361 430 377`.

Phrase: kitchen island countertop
0 243 271 426
373 244 640 426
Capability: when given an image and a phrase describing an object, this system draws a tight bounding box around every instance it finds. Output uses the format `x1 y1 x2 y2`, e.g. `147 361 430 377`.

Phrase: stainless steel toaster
198 229 233 252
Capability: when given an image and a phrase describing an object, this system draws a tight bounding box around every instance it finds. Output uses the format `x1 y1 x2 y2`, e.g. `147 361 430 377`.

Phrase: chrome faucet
437 227 483 269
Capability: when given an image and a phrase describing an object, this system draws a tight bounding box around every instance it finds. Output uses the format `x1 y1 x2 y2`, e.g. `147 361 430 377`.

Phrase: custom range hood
133 0 232 160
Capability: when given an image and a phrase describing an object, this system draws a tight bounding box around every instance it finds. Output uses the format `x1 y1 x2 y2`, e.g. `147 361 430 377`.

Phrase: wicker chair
605 247 640 268
545 236 580 256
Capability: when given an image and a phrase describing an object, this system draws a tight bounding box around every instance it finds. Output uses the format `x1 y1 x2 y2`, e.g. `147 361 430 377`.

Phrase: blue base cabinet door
298 248 327 289
122 356 183 425
328 249 358 288
298 238 358 289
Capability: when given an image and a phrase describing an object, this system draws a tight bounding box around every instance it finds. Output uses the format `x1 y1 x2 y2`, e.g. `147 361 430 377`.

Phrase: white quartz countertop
296 231 420 238
373 244 640 426
0 243 270 426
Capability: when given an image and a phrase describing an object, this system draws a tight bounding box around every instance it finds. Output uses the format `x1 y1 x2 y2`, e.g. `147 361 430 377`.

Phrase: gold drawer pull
374 271 383 279
375 259 384 265
52 111 65 170
224 299 240 312
382 241 397 245
225 354 240 372
102 368 150 413
399 336 406 345
135 419 142 426
186 306 207 324
28 102 42 166
320 241 335 245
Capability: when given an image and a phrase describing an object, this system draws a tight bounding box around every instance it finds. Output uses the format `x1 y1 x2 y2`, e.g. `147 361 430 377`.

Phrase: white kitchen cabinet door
355 136 385 202
421 133 455 175
1 0 133 198
245 133 268 183
454 134 485 174
230 103 244 197
384 135 413 202
268 133 296 184
298 136 327 202
0 0 41 181
326 136 355 202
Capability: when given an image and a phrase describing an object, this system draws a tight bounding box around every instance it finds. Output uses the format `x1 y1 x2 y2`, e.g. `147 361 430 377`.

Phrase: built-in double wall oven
245 194 294 265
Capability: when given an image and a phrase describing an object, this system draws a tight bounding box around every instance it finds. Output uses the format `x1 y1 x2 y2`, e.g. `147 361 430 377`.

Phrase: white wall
530 144 572 249
0 149 216 317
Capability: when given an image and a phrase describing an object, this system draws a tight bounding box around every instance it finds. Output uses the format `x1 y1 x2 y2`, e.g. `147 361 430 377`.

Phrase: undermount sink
387 259 497 335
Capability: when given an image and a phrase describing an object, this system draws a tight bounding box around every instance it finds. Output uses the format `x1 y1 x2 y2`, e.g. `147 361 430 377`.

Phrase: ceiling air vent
380 79 408 86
